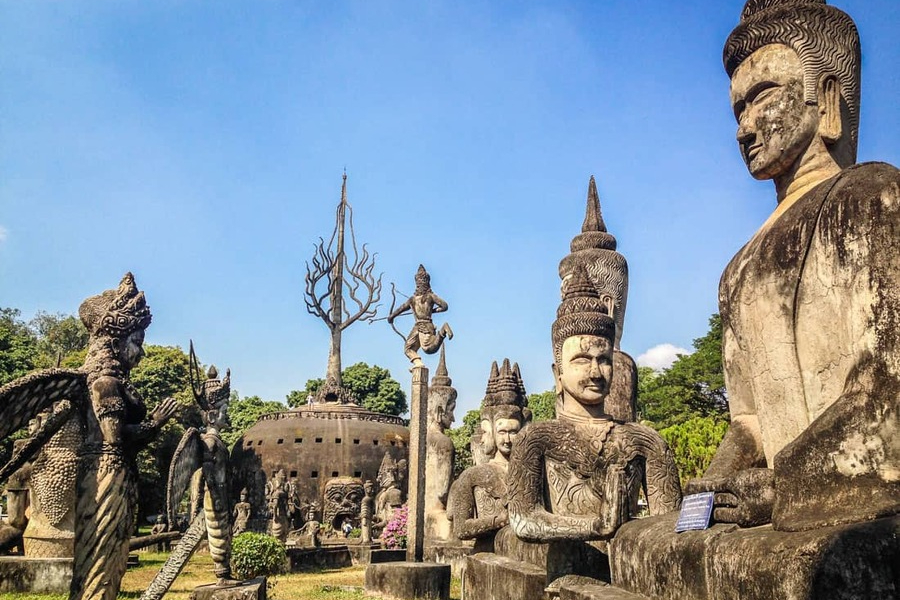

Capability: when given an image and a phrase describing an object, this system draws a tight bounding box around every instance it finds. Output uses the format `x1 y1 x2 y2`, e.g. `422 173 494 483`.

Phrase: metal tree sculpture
304 173 382 397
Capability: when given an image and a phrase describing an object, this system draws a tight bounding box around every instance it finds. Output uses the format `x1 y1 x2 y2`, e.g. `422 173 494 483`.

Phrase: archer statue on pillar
387 265 453 367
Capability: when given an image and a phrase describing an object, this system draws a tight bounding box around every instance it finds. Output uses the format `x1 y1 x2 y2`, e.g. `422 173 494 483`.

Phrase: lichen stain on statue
447 359 531 553
424 346 457 541
0 273 179 600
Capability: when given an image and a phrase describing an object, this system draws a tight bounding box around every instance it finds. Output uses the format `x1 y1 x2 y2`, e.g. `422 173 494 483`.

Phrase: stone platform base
346 543 382 565
287 545 353 571
369 549 407 563
365 561 451 600
425 540 473 579
610 512 900 600
191 577 267 600
464 553 546 600
0 556 73 593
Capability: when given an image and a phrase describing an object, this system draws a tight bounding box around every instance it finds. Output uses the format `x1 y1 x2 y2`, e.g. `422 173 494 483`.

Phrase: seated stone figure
508 268 681 545
689 0 900 533
447 359 531 552
607 2 900 599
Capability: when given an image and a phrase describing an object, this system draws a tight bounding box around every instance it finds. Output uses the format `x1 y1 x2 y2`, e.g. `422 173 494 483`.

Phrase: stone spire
431 345 452 388
558 176 629 348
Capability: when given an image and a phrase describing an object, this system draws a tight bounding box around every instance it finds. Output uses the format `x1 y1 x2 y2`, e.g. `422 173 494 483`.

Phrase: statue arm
430 294 448 313
447 471 506 540
387 299 412 322
123 396 178 446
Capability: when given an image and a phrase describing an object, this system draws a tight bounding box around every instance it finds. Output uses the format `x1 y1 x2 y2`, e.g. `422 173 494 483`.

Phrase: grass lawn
0 550 462 600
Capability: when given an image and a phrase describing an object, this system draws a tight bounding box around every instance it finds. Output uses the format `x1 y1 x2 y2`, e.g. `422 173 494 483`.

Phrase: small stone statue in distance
447 359 531 552
387 265 453 367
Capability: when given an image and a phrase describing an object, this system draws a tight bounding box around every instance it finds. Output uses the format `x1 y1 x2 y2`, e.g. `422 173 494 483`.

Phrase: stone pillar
406 365 428 563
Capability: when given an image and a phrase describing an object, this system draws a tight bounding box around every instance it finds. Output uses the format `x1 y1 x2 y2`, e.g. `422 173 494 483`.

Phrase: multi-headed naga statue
305 173 382 403
387 265 453 367
142 344 235 600
0 273 179 600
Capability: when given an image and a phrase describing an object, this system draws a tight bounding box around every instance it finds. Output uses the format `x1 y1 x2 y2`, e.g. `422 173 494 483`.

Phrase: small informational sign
675 492 715 532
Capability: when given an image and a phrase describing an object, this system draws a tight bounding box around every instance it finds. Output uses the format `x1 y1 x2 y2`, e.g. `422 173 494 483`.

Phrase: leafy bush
232 532 286 579
660 416 729 485
348 527 362 539
380 505 408 549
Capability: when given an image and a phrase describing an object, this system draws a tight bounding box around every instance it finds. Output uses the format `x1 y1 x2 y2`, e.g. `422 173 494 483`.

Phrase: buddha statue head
724 0 860 194
551 264 616 418
479 359 531 464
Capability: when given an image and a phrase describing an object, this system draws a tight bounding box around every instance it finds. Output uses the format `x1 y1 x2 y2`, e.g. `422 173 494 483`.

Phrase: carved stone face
731 44 820 181
556 334 613 406
323 478 364 530
493 417 521 460
117 329 145 369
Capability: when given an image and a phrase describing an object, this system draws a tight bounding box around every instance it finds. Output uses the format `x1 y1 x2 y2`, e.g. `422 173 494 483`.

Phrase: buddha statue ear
818 74 843 145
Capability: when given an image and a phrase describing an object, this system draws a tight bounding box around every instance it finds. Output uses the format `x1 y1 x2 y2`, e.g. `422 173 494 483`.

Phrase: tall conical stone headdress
558 177 628 348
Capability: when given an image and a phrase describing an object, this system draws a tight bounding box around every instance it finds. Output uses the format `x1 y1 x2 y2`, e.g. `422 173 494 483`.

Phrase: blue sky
1 1 898 419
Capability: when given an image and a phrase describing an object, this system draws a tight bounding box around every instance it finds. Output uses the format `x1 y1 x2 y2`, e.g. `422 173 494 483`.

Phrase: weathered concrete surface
424 540 473 579
560 579 649 600
0 556 73 593
369 549 407 563
191 577 266 600
463 553 546 600
287 545 352 571
365 561 450 600
610 512 900 600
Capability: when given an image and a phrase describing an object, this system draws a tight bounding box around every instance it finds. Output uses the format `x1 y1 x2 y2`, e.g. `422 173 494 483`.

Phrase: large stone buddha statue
688 0 899 533
603 2 899 599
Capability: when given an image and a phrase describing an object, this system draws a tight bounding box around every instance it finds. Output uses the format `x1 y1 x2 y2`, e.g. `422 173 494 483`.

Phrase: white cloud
637 343 691 371
0 226 7 243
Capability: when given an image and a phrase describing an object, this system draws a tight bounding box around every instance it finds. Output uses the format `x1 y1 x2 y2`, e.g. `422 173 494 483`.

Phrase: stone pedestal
609 512 900 600
424 539 473 579
406 365 429 563
0 556 73 593
191 577 266 600
365 561 450 600
286 545 352 571
464 553 546 600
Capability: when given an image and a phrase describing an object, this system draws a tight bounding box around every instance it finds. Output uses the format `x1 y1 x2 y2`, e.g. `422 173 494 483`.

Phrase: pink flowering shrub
380 504 408 549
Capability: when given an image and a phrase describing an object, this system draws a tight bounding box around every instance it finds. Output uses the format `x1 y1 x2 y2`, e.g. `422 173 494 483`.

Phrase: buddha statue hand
591 464 630 538
687 467 775 527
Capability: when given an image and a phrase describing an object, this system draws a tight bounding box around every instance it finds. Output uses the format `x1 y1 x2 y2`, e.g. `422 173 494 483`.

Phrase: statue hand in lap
687 468 774 528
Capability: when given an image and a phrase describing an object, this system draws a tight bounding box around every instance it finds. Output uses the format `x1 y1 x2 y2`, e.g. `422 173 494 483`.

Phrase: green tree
129 345 199 523
659 416 729 485
286 363 406 416
224 392 285 450
447 408 482 478
0 308 40 386
527 390 556 422
637 314 727 429
285 379 324 408
28 311 89 368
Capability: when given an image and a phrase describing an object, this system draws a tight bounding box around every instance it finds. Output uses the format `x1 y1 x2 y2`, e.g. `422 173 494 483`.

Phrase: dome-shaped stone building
231 399 409 531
